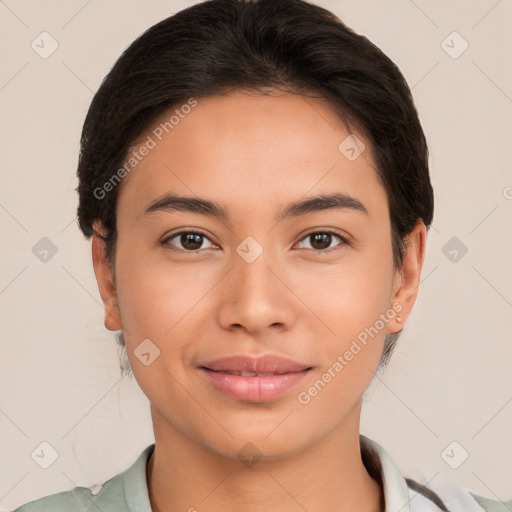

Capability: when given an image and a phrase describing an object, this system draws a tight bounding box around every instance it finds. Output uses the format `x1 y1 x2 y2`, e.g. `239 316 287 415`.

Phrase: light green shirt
11 435 512 512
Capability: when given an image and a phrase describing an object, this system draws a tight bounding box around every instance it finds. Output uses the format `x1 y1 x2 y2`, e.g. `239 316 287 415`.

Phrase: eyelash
161 229 349 254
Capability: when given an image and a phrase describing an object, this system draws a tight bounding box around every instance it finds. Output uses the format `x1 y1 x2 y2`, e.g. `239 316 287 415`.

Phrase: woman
12 0 510 510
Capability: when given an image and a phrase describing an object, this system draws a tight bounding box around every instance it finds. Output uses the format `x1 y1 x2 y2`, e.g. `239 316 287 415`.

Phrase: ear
387 219 427 334
91 222 122 332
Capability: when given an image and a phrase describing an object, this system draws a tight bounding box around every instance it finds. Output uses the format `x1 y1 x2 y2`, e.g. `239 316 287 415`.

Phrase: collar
121 435 444 512
360 433 413 512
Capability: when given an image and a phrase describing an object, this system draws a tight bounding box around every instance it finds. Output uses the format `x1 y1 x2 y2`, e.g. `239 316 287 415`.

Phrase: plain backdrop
1 0 511 509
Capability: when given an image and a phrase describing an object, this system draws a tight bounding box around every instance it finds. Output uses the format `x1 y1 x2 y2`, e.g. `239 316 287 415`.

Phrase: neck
146 403 384 512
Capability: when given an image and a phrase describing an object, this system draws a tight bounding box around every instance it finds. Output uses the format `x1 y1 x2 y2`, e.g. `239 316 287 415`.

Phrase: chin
194 416 318 463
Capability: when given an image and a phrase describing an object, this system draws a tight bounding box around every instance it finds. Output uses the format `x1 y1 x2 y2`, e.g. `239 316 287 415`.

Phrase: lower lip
199 368 311 402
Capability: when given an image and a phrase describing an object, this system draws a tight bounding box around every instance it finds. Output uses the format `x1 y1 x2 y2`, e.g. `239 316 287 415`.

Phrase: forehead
117 90 386 222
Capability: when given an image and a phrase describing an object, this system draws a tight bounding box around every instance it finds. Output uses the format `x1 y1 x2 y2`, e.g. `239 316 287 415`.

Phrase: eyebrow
144 192 368 221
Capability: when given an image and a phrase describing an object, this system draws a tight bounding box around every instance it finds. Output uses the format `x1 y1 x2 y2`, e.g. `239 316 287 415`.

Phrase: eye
295 230 348 254
162 229 349 254
162 231 217 252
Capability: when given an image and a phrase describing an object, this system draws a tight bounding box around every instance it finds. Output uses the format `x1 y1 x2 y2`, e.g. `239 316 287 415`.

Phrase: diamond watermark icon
442 236 468 263
237 442 263 468
441 31 469 59
134 338 161 366
236 236 263 264
338 134 366 161
31 441 59 469
31 31 59 59
441 441 469 469
32 237 58 263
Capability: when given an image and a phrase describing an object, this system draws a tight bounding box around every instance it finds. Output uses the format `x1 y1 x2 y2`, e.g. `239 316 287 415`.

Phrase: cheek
295 244 395 396
299 247 394 335
114 242 214 339
294 259 393 414
113 250 201 399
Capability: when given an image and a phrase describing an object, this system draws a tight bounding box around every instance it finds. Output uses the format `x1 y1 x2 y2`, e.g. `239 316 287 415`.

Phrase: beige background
1 0 511 509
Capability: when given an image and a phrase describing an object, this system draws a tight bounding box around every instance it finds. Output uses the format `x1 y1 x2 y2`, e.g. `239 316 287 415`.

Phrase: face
92 90 425 461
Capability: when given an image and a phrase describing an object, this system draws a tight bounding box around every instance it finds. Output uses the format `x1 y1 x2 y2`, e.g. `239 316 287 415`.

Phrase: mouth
198 355 312 402
208 371 290 377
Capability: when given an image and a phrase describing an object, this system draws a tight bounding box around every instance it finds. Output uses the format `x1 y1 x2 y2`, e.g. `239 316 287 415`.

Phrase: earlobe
91 223 122 332
388 220 427 333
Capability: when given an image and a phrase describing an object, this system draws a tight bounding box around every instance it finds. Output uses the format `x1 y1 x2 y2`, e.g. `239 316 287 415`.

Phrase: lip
198 355 312 402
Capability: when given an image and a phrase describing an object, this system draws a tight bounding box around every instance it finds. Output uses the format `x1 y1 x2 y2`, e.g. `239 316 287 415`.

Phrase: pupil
311 233 331 250
182 233 202 250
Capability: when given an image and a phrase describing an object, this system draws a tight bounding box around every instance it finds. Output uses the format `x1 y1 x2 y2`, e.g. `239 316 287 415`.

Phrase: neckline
125 436 410 512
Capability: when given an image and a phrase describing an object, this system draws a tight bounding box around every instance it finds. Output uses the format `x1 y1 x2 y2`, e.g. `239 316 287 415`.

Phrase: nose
216 244 296 337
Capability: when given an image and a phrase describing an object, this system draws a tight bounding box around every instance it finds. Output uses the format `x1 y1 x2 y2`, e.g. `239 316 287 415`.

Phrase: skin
92 89 426 512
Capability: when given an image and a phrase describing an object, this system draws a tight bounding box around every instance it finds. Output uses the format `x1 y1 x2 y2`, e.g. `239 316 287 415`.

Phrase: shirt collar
122 443 154 511
361 434 412 512
122 435 418 512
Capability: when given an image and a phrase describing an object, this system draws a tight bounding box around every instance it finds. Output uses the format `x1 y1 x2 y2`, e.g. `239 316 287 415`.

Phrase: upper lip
200 355 311 374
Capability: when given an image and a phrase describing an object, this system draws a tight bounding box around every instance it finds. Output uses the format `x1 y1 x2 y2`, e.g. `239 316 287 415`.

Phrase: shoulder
407 476 512 512
359 435 511 512
10 444 155 512
467 492 512 512
11 475 125 512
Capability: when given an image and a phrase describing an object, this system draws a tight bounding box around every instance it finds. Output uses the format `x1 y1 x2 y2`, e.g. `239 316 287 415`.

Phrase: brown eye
163 231 215 251
297 231 348 253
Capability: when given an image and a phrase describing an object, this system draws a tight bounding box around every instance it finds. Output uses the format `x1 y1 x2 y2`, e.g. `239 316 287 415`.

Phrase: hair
76 0 434 377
